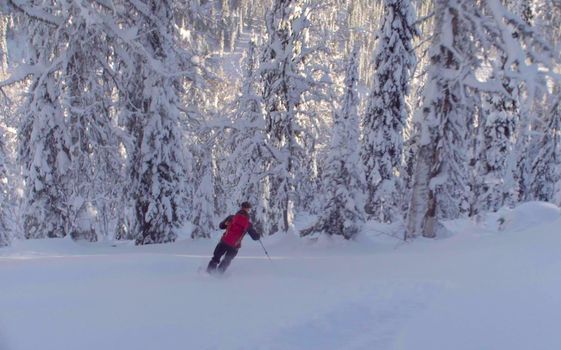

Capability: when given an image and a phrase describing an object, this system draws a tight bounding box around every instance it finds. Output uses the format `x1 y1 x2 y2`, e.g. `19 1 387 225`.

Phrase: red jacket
220 210 260 248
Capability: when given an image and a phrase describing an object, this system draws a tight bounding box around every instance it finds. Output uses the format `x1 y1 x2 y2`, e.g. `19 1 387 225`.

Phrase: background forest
0 0 559 246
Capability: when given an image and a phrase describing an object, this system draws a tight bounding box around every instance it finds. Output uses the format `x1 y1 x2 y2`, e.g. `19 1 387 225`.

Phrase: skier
206 201 261 274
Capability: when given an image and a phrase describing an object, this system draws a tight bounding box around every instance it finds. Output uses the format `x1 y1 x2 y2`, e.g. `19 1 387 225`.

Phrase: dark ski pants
207 242 238 273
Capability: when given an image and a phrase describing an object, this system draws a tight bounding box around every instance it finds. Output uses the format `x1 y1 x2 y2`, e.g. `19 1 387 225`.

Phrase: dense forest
0 0 559 246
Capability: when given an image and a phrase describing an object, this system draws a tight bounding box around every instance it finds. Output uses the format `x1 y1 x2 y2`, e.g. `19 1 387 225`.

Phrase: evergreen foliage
260 0 320 234
406 0 476 238
0 0 559 245
361 0 418 224
472 98 515 214
406 0 555 238
122 0 195 245
301 47 365 239
17 15 72 239
529 99 560 201
224 40 268 233
0 125 10 246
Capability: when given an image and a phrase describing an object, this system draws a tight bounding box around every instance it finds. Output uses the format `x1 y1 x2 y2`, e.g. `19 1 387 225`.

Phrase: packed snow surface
1 202 560 350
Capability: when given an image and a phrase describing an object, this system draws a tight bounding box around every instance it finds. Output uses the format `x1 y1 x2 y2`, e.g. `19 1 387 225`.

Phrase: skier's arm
219 215 233 230
246 224 260 241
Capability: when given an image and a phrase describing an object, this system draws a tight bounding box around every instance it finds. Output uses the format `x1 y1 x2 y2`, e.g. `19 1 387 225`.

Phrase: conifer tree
503 0 543 206
529 98 560 201
224 40 267 233
62 2 122 241
15 15 72 239
301 47 364 239
361 0 418 223
477 50 522 212
260 0 317 234
534 0 561 204
407 0 552 238
472 97 515 214
406 0 475 238
555 162 561 206
119 0 196 245
19 74 71 239
191 144 215 239
0 126 10 246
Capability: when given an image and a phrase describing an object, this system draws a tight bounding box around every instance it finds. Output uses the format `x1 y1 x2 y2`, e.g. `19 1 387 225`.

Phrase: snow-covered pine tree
529 97 560 201
0 11 10 246
223 40 268 233
503 110 530 207
407 0 553 238
533 0 561 205
0 13 7 74
12 12 73 239
19 75 71 240
405 0 479 239
181 27 236 239
474 23 527 212
185 58 226 239
401 0 434 215
260 0 318 234
301 46 365 239
61 2 122 241
293 2 340 217
361 0 418 224
555 147 561 206
470 36 524 216
491 0 555 208
0 125 10 246
119 0 196 245
472 95 515 214
260 0 294 235
190 143 215 239
502 0 535 206
117 57 145 241
555 173 561 206
526 0 561 203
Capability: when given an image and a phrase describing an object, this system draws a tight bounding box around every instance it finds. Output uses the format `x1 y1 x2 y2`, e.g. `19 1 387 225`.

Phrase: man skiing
206 201 261 274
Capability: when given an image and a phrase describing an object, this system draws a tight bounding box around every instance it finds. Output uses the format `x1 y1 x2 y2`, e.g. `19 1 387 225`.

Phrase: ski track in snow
260 283 441 350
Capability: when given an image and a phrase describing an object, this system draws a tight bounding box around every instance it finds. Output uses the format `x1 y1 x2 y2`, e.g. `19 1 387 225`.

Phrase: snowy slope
0 202 560 350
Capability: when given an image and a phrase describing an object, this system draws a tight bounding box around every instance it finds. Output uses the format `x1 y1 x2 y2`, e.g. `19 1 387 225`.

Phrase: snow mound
495 202 561 233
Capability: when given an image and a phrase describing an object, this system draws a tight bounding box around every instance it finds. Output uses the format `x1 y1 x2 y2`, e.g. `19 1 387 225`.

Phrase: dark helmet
241 201 252 209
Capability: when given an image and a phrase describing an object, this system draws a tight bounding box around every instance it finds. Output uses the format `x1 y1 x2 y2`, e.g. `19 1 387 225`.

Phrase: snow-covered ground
1 202 560 350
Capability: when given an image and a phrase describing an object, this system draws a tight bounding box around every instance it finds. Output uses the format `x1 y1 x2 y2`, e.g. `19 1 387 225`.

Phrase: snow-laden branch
486 0 556 80
7 0 63 26
91 0 116 12
463 73 511 95
0 63 42 88
414 11 435 26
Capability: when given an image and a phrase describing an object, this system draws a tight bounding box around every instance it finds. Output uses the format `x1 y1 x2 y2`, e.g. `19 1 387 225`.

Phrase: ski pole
258 238 273 263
